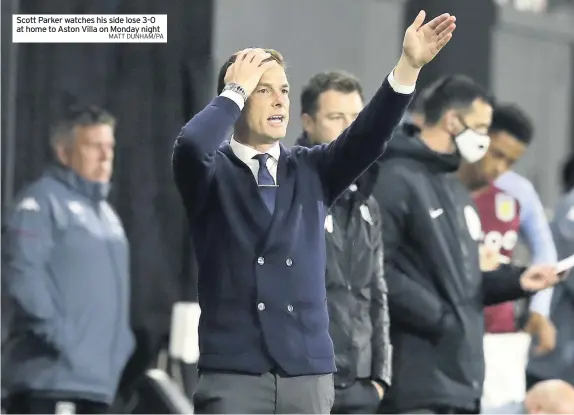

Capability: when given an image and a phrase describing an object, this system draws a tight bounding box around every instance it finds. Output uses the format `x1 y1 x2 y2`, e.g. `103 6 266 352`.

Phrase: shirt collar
230 137 281 164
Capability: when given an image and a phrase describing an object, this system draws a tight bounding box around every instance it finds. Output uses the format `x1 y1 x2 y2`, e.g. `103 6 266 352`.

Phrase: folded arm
309 71 414 205
171 91 243 218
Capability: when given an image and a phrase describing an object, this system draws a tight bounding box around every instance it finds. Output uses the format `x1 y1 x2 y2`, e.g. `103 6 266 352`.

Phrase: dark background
2 0 214 388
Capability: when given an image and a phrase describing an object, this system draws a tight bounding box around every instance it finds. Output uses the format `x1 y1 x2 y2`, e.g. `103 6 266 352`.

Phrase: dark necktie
253 154 276 214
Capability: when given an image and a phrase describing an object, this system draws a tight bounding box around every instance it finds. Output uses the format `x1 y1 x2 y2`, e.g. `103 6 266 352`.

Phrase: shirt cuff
387 70 416 95
529 287 554 317
220 90 245 110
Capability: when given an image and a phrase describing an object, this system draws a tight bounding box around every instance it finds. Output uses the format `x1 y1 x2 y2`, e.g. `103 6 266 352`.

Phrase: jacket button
257 302 266 311
286 258 293 266
287 304 294 312
257 257 265 265
347 284 352 291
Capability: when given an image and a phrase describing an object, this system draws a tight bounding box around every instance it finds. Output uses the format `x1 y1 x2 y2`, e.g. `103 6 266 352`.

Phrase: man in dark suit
172 10 457 414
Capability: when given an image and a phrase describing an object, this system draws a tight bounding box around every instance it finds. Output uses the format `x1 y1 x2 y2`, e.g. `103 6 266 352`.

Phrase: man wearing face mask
373 75 560 414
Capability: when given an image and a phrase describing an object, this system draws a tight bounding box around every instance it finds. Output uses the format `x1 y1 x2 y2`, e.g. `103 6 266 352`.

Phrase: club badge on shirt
16 197 40 212
495 192 516 222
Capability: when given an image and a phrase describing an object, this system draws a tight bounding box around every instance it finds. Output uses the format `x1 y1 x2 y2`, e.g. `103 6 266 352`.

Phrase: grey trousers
193 370 335 414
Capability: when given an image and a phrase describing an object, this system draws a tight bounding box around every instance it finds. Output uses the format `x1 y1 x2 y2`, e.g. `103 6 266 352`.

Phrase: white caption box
12 14 167 43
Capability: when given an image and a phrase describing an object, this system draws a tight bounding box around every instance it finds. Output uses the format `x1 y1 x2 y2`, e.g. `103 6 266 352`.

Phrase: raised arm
172 49 276 217
310 11 456 204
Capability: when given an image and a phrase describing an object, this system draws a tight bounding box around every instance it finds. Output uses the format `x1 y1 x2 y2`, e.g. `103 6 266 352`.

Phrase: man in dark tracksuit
373 75 560 414
2 106 135 414
297 70 391 414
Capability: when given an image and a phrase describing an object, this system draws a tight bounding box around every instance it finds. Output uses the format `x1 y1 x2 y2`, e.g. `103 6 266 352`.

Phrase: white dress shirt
229 138 280 184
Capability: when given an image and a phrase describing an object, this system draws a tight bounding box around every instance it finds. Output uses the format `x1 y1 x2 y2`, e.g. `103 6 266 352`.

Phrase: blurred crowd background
1 0 573 413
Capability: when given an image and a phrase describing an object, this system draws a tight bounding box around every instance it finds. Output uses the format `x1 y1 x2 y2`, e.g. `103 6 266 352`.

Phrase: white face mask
454 129 491 163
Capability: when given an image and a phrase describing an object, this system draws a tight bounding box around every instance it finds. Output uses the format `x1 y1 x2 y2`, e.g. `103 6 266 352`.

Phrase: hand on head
224 48 277 97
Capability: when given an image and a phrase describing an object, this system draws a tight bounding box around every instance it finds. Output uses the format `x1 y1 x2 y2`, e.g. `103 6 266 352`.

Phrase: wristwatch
222 83 248 102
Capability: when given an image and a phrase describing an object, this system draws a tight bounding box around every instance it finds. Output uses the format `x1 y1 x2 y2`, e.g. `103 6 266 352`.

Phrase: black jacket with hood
372 123 531 412
296 134 392 390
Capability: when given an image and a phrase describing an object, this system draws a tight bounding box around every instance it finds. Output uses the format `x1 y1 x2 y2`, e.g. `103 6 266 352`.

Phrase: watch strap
222 83 248 102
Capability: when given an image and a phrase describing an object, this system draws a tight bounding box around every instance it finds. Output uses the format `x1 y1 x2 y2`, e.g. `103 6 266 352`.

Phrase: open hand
402 11 457 68
520 265 559 292
224 48 277 96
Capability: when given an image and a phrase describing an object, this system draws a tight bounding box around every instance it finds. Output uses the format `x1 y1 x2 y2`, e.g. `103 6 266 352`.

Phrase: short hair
489 103 534 145
50 105 115 148
410 92 426 115
422 74 495 125
300 71 363 116
216 49 284 95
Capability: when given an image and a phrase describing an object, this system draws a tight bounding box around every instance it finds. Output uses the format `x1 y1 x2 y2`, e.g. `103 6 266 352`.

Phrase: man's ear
301 113 314 134
442 109 460 133
54 142 70 166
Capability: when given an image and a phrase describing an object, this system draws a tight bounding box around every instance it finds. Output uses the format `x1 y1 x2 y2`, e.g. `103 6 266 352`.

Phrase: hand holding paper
520 265 560 292
556 253 574 275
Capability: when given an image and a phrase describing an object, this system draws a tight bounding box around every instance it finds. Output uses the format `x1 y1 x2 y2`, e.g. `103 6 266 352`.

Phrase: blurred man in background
2 106 135 414
457 103 558 405
482 379 574 414
526 155 574 388
373 75 560 414
296 71 390 414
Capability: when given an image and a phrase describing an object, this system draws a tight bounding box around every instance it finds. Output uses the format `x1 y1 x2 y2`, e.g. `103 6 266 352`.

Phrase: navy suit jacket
172 77 413 376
